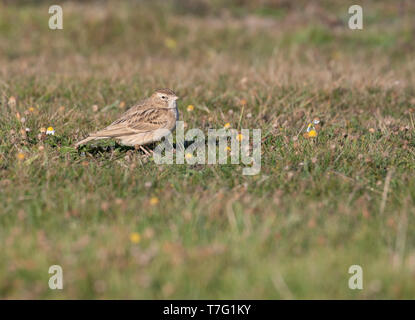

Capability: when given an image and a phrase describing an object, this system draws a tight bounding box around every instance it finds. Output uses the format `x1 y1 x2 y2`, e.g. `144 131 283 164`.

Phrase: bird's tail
75 136 97 147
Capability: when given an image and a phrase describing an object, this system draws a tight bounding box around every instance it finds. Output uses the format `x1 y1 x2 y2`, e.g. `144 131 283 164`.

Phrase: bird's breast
173 106 179 121
168 101 179 119
165 106 178 132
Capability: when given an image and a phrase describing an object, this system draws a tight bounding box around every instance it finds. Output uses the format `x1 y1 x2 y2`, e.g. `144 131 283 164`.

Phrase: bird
75 88 179 153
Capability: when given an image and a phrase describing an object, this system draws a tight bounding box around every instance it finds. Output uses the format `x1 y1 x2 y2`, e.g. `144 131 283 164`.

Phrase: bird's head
151 88 179 108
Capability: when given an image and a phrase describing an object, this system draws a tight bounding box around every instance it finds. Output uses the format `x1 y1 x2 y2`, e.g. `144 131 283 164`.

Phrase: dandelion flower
237 133 244 141
28 107 35 113
240 99 247 106
308 129 317 138
164 37 177 50
225 146 231 152
150 197 159 206
187 105 194 112
129 232 141 244
224 122 231 129
305 118 320 138
185 153 193 159
16 153 25 161
46 127 55 135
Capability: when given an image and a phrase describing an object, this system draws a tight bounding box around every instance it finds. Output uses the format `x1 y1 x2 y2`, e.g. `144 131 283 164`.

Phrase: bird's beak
174 96 179 101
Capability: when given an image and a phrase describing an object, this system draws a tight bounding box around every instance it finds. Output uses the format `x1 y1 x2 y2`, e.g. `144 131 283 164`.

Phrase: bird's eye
162 95 167 100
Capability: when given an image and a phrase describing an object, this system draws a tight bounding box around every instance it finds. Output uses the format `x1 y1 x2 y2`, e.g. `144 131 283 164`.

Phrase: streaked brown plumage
75 89 179 148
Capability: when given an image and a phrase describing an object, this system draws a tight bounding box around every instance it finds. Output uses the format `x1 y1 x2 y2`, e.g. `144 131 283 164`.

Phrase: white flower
46 127 55 135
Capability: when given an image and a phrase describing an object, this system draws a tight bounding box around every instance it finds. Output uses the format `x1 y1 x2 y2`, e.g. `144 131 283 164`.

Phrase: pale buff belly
119 107 178 146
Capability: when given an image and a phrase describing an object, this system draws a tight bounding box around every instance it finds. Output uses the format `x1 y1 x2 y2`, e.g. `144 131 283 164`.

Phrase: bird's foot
135 145 153 156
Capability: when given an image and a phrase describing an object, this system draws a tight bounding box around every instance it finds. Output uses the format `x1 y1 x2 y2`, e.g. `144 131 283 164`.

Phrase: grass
1 0 415 299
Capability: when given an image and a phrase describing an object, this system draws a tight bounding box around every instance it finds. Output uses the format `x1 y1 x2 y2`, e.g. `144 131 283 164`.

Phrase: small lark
75 89 179 153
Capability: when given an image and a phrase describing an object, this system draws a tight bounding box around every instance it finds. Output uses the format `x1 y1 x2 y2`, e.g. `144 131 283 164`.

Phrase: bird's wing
90 104 169 138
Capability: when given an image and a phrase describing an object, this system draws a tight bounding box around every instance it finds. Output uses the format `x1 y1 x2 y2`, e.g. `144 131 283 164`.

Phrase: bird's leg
137 145 154 156
137 145 150 155
143 146 154 154
135 144 148 155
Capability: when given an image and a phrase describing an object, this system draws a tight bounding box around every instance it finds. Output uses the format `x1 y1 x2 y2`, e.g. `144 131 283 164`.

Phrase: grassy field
1 0 415 299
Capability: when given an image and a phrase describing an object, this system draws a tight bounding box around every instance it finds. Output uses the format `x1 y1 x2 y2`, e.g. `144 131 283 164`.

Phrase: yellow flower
16 153 25 161
164 37 177 49
150 197 159 205
225 146 231 152
129 232 141 244
119 101 126 109
240 99 247 106
28 107 35 113
224 123 231 129
185 153 193 159
187 105 194 112
237 133 244 141
308 129 317 138
46 127 55 135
